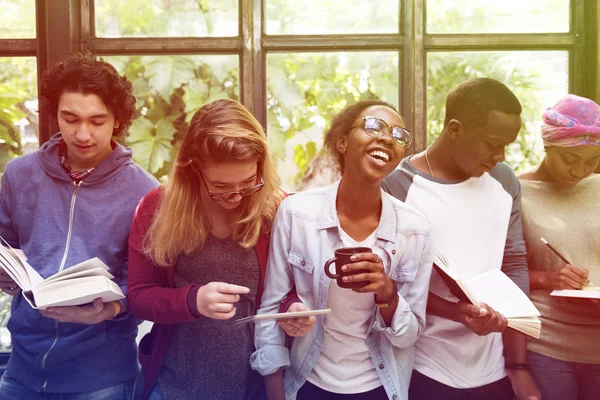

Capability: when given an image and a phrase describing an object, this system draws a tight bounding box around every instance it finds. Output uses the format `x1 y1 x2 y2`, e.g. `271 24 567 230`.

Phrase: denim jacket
251 180 433 400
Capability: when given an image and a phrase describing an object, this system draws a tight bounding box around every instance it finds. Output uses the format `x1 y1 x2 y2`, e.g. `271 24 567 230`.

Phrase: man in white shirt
383 78 541 400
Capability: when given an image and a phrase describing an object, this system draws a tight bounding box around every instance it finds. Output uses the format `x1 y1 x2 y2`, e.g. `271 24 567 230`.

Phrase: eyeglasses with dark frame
353 116 413 148
200 173 265 201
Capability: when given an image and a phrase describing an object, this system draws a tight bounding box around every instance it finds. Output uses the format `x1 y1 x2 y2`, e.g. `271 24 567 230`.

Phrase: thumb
93 298 104 311
461 303 487 317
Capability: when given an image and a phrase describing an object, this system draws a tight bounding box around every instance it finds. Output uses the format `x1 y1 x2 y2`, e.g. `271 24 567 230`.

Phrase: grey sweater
158 233 265 400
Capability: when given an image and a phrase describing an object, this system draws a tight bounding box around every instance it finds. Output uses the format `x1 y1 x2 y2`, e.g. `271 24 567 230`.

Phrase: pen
540 238 571 265
540 238 593 286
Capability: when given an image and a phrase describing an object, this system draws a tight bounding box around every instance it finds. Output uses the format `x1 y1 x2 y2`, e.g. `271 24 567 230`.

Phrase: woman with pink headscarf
519 94 600 400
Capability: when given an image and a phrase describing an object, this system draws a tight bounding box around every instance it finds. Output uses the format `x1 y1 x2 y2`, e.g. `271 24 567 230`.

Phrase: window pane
266 0 399 35
0 0 36 38
427 0 570 33
105 55 239 180
267 52 399 190
0 292 11 351
95 0 238 38
427 51 569 172
0 57 38 176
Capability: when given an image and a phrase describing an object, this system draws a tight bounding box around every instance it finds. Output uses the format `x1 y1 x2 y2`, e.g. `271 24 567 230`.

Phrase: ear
446 119 463 139
337 136 347 154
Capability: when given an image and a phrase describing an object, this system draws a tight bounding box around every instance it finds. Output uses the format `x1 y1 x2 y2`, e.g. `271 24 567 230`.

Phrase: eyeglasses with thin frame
200 173 265 201
353 116 413 148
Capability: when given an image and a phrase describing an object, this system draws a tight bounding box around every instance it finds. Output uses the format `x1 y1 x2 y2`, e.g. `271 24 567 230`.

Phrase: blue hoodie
0 134 158 393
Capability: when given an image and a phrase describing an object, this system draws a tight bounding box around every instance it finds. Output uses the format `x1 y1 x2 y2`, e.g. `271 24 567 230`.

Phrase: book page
466 270 540 318
32 275 124 309
507 317 541 339
39 267 114 287
43 257 110 284
0 245 32 290
432 252 480 306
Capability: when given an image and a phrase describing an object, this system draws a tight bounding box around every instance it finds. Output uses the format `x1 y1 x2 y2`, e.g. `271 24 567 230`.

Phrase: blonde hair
144 99 283 267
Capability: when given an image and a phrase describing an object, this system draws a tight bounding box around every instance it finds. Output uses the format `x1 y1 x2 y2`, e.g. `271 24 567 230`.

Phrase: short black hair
40 52 135 137
444 77 522 129
324 100 399 173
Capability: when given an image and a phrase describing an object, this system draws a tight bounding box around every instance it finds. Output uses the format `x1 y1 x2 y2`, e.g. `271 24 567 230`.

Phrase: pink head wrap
541 94 600 147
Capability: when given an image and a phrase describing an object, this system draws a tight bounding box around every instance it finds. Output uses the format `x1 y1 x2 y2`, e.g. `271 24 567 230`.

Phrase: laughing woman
252 100 433 400
127 99 284 400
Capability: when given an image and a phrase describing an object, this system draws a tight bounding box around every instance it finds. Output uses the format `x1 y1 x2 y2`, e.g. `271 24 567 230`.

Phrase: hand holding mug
324 247 372 289
341 252 395 302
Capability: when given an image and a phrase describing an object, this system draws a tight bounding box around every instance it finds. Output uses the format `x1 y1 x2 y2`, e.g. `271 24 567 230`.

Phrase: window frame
0 0 595 150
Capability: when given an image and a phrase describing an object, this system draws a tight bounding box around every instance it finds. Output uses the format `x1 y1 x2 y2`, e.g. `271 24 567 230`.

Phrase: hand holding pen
539 238 591 290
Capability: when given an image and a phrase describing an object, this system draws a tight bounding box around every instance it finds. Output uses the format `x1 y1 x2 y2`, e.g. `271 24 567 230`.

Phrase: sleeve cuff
250 345 291 376
279 293 300 313
186 285 202 317
372 295 410 335
111 299 131 322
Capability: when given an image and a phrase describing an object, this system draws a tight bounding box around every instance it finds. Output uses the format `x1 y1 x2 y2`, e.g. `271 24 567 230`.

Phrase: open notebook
433 252 541 339
551 287 600 299
0 241 124 309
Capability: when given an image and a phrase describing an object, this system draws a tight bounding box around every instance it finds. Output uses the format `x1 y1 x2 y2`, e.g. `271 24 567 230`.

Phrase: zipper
41 180 81 391
41 320 59 391
58 181 81 272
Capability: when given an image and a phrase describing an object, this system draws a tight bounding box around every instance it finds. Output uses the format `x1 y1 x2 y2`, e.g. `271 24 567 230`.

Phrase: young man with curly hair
0 52 158 399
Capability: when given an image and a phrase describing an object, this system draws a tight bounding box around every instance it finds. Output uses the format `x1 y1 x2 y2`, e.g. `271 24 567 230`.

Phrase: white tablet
233 309 331 325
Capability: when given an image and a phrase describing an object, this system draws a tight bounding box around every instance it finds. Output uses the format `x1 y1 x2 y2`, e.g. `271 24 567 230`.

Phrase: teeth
368 150 389 162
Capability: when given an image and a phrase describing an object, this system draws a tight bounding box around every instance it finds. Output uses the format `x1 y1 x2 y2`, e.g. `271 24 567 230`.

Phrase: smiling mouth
368 150 390 162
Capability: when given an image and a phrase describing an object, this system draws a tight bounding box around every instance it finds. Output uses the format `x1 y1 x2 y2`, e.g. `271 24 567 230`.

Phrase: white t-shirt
383 158 529 389
307 227 387 393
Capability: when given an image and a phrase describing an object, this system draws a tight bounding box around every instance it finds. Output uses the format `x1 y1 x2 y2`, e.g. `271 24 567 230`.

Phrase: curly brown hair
40 52 135 137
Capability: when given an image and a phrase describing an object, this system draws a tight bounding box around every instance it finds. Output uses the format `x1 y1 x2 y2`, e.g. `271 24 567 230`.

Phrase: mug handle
324 258 338 279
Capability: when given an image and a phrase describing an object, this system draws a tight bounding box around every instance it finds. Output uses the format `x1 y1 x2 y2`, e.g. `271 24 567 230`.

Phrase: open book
551 287 600 299
433 252 541 339
0 243 124 309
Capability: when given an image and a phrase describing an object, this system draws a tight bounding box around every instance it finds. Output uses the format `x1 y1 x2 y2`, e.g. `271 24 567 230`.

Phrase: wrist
375 278 398 308
537 272 549 290
505 362 531 371
108 301 121 319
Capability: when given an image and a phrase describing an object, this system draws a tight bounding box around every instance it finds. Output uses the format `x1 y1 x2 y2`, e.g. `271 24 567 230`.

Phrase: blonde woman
127 99 285 400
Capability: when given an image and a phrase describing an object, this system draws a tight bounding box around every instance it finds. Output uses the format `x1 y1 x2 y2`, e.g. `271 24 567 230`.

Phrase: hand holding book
40 298 122 325
0 239 124 309
433 252 541 339
454 301 508 336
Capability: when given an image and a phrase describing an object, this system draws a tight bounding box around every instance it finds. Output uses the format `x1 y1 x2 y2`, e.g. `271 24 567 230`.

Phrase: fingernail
342 276 348 281
350 255 357 260
342 265 348 271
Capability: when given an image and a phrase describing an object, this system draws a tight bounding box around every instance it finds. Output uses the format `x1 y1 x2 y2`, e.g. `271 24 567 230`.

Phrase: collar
316 179 397 244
